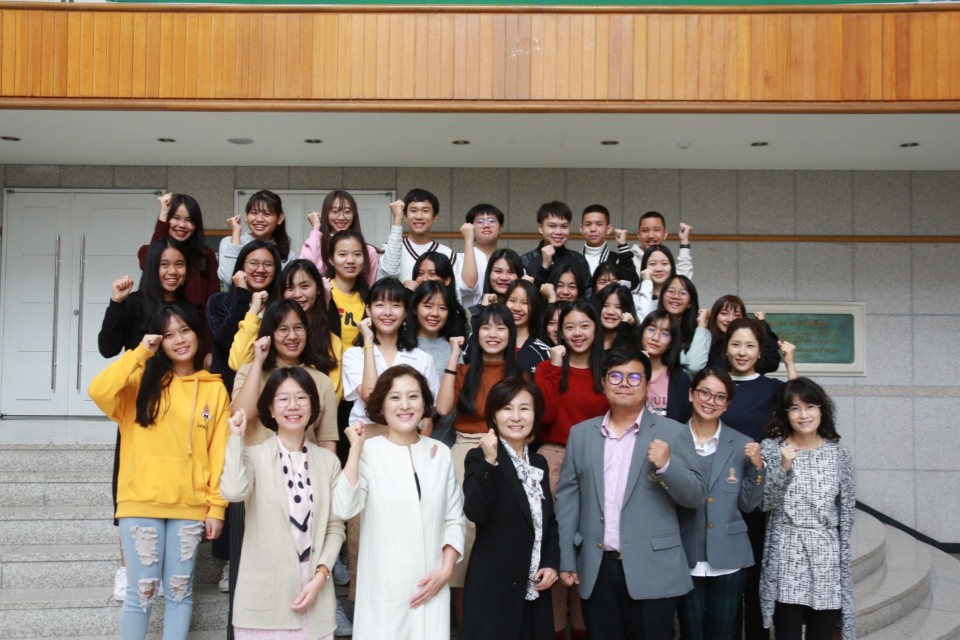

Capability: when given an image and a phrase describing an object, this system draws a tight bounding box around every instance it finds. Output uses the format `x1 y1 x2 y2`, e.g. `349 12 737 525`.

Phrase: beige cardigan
221 434 346 636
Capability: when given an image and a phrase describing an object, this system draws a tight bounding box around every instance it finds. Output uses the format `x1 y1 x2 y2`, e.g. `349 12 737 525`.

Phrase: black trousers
677 570 748 640
581 555 677 640
773 602 841 640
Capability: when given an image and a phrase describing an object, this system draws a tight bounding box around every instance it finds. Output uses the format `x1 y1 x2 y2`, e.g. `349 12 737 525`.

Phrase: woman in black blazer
462 377 560 640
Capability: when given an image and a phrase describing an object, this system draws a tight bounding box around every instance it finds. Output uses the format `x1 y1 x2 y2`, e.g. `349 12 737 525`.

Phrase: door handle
51 235 61 391
76 235 86 391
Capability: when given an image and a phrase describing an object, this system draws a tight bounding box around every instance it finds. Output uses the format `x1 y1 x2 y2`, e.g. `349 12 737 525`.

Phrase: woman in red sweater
533 298 608 639
436 303 522 629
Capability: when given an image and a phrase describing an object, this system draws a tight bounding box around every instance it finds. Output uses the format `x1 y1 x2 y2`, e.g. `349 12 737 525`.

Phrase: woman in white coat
220 368 346 639
334 365 465 640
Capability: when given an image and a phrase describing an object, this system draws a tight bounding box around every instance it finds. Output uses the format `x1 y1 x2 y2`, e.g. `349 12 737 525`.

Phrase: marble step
0 472 112 507
855 525 933 636
860 545 960 640
0 584 228 638
852 510 887 582
0 543 226 589
0 444 114 475
0 506 116 545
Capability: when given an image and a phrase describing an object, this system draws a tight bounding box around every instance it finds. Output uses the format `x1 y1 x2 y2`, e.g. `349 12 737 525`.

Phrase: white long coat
333 435 465 640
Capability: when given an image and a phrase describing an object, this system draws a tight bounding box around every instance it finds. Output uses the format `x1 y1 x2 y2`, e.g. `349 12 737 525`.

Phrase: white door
0 190 158 416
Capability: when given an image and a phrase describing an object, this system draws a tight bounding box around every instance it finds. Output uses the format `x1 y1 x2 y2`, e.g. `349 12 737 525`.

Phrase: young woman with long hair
639 310 692 424
504 280 552 377
545 263 585 303
207 240 283 394
221 369 346 640
218 190 296 288
300 190 379 287
633 244 677 319
436 304 521 627
593 283 638 351
334 366 466 640
706 295 782 375
677 367 764 640
533 299 609 639
137 193 219 354
325 229 371 350
658 274 711 376
761 378 855 640
462 377 559 640
89 302 229 639
228 259 343 399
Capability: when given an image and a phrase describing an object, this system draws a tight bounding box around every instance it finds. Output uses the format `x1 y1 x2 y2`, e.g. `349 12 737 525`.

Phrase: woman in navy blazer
677 367 765 640
462 377 560 640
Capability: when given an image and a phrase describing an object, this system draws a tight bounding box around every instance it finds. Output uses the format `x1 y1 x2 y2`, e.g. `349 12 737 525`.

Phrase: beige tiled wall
2 164 959 541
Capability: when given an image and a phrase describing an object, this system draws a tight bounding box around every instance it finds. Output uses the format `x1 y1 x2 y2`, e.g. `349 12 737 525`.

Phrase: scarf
501 439 545 601
277 436 313 561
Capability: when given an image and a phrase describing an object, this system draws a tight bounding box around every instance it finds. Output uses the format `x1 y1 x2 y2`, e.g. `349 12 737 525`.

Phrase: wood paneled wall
1 3 959 110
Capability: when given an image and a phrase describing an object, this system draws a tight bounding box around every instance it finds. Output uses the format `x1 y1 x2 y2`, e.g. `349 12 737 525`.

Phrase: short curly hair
364 365 435 426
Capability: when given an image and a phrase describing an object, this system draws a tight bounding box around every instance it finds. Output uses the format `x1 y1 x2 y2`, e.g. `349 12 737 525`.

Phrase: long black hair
594 283 639 349
258 300 329 373
407 280 466 345
557 299 604 394
280 259 338 373
547 263 586 301
639 309 682 371
590 262 621 294
411 251 468 337
166 193 210 275
319 190 364 261
768 377 840 442
541 301 567 347
357 277 417 350
244 190 291 259
457 304 520 417
482 248 524 298
139 238 187 309
325 229 371 298
135 302 204 427
658 274 700 352
232 240 283 302
504 279 544 338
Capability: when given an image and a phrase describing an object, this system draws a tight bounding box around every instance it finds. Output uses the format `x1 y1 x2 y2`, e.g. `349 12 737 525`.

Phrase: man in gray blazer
556 344 707 640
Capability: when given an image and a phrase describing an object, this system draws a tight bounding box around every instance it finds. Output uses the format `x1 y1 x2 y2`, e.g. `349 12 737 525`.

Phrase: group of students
92 187 855 640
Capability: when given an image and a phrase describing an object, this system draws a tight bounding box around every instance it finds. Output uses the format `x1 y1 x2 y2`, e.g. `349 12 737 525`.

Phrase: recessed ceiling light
228 138 254 145
750 141 769 147
1 136 20 142
156 137 176 143
304 139 323 144
899 142 919 148
452 140 471 145
600 140 619 146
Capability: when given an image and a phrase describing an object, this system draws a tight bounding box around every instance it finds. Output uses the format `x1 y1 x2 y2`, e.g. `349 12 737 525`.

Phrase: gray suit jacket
555 409 706 600
677 423 764 571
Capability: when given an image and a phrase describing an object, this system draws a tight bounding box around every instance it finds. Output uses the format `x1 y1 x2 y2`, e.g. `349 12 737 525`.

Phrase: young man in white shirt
457 203 504 308
377 188 457 282
629 211 694 279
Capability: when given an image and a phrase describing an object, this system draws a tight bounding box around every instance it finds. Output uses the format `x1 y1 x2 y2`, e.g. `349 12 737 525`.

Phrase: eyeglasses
473 217 499 227
605 371 645 387
329 208 353 219
787 404 821 417
274 393 311 408
644 325 671 341
694 388 729 406
245 259 276 272
665 288 690 299
275 325 306 338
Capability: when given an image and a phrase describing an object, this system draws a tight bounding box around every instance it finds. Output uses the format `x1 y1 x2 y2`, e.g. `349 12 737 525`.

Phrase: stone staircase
0 443 959 638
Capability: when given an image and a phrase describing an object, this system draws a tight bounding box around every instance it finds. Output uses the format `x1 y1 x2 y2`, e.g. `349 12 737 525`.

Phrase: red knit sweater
534 361 609 446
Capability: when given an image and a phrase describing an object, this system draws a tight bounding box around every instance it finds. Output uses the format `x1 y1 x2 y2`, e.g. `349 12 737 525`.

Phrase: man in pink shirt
555 344 706 640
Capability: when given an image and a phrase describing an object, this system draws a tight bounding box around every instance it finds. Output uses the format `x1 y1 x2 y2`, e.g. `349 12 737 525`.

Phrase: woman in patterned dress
759 377 856 640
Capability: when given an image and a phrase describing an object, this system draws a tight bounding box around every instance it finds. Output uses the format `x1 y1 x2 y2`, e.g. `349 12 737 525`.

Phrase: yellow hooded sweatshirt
89 344 230 522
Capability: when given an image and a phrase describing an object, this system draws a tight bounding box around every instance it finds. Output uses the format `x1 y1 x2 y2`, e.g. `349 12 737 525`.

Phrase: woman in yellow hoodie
89 301 230 640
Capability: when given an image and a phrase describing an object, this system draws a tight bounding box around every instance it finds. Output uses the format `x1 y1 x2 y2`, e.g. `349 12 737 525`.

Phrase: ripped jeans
118 518 205 640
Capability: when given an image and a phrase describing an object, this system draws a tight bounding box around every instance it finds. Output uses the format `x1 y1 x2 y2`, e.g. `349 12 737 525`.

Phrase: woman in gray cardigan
221 367 346 639
677 367 765 640
759 378 855 640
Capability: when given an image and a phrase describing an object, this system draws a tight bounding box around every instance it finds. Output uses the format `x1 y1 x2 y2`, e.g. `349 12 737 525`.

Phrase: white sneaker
332 559 350 586
112 567 127 602
218 562 230 593
334 599 353 636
